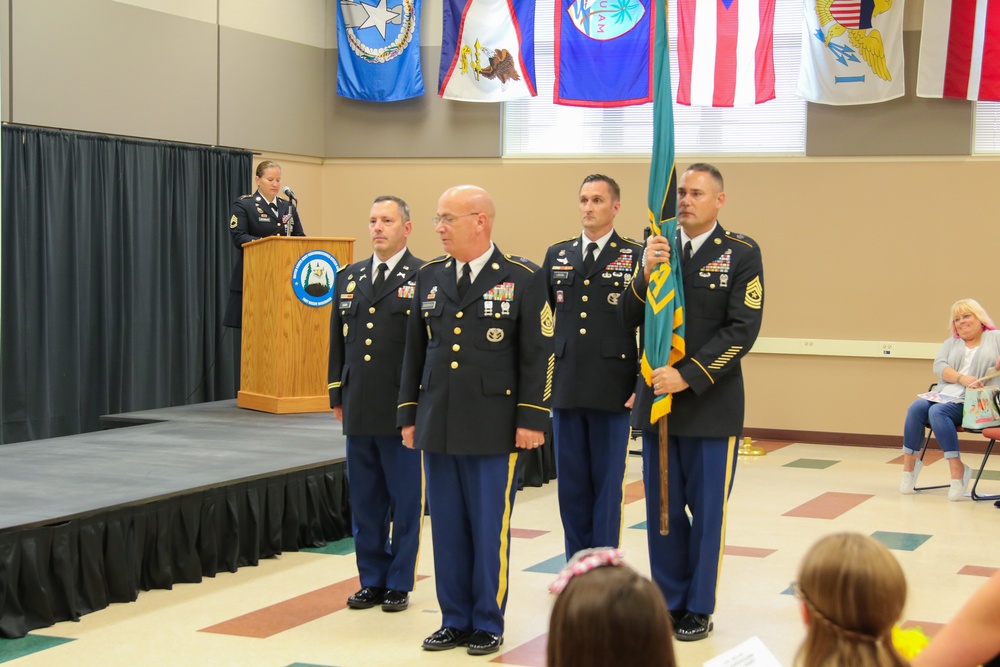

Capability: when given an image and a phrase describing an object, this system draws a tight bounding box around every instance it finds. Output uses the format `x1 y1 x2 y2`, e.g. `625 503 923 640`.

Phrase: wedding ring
654 250 662 258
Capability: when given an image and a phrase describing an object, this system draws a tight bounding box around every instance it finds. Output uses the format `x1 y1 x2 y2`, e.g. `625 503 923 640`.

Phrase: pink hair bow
548 547 626 595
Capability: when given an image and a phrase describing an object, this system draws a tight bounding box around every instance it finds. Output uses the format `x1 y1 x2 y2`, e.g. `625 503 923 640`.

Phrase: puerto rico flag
677 0 776 107
797 0 905 105
438 0 537 102
917 0 1000 101
554 0 654 107
336 0 425 102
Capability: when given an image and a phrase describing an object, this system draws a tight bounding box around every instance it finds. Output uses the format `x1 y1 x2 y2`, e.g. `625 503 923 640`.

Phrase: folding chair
971 427 1000 501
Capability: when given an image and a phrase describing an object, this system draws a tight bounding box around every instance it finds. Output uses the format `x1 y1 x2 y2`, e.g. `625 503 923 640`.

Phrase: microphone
281 186 297 202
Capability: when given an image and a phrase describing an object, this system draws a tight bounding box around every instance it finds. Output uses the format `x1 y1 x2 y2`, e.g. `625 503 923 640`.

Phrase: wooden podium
238 236 354 413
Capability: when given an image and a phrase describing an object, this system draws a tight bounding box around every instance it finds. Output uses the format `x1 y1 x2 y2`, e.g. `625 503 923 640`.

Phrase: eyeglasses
432 212 481 226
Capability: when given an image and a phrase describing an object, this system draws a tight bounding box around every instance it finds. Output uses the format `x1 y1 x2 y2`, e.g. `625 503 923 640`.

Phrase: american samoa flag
554 0 655 107
438 0 537 102
677 0 776 107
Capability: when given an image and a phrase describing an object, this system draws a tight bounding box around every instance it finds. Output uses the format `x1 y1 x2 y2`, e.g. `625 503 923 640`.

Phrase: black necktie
582 242 598 274
373 262 388 293
271 201 280 218
684 240 693 263
457 263 472 298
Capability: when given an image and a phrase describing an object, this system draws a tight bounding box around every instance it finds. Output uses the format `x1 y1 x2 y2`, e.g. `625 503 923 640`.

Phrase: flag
643 0 685 424
796 0 906 105
336 0 425 102
554 0 654 107
677 0 776 107
439 0 537 102
917 0 1000 102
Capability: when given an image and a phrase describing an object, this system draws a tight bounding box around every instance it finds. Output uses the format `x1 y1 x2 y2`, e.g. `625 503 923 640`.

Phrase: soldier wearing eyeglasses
398 185 554 656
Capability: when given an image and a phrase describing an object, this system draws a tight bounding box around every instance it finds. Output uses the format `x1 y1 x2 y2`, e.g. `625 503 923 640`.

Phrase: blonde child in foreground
547 548 676 667
794 533 910 667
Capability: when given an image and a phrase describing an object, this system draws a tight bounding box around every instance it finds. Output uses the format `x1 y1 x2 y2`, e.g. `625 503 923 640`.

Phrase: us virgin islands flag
337 0 425 102
796 0 905 105
554 0 654 107
439 0 537 102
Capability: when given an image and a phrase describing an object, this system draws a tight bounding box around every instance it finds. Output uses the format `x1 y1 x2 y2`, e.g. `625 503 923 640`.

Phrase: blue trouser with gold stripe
424 451 519 636
641 431 738 616
346 435 424 592
553 408 630 560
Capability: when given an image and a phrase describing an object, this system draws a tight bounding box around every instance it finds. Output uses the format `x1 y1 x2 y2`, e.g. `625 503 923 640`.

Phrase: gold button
621 354 626 359
451 361 459 369
495 313 501 318
582 296 589 302
580 328 587 335
369 306 376 314
580 312 588 319
452 344 460 352
505 389 511 395
456 311 464 319
584 279 590 286
365 339 372 346
367 322 374 329
454 327 462 335
364 354 371 361
406 309 410 315
709 284 716 289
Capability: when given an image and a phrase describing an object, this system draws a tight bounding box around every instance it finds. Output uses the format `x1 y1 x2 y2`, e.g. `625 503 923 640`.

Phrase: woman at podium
223 160 305 328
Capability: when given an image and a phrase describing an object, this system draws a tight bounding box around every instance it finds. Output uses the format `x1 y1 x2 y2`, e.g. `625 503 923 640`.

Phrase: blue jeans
902 399 963 457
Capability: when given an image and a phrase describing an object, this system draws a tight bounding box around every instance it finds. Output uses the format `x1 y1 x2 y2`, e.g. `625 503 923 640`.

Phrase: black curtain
1 125 249 444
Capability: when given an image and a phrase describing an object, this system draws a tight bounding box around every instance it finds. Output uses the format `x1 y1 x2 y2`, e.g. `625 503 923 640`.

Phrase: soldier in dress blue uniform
398 185 554 656
541 174 643 560
223 160 305 328
619 164 764 642
328 195 424 613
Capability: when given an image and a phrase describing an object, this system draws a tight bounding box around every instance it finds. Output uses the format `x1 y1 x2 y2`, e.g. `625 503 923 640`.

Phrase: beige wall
261 154 1000 442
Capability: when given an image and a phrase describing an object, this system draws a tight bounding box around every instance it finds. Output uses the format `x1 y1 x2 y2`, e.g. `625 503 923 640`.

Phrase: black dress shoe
381 589 409 612
466 629 503 655
668 608 687 629
346 586 386 609
422 627 470 651
675 612 713 641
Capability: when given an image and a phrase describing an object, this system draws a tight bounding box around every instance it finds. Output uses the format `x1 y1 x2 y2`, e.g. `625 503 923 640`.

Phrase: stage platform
0 400 352 639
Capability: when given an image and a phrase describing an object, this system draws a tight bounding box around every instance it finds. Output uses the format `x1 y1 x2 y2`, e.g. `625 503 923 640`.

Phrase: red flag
676 0 776 107
917 0 1000 102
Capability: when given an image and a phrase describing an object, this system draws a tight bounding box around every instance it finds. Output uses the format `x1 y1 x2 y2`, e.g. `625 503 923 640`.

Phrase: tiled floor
2 440 998 666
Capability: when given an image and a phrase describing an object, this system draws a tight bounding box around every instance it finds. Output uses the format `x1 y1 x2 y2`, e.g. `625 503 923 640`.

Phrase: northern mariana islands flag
439 0 537 102
337 0 425 102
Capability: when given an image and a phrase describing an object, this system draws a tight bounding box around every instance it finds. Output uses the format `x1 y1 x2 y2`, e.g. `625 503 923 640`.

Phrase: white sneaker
900 461 922 495
948 464 972 501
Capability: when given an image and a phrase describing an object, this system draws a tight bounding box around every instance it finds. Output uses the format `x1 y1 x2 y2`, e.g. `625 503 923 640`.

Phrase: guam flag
336 0 425 102
643 0 685 424
554 0 654 107
439 0 537 102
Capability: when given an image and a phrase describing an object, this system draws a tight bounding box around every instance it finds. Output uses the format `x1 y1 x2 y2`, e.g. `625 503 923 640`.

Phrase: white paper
703 636 783 667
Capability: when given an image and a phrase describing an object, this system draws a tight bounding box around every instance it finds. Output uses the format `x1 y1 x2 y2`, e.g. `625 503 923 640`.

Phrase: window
973 102 1000 155
504 0 807 157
